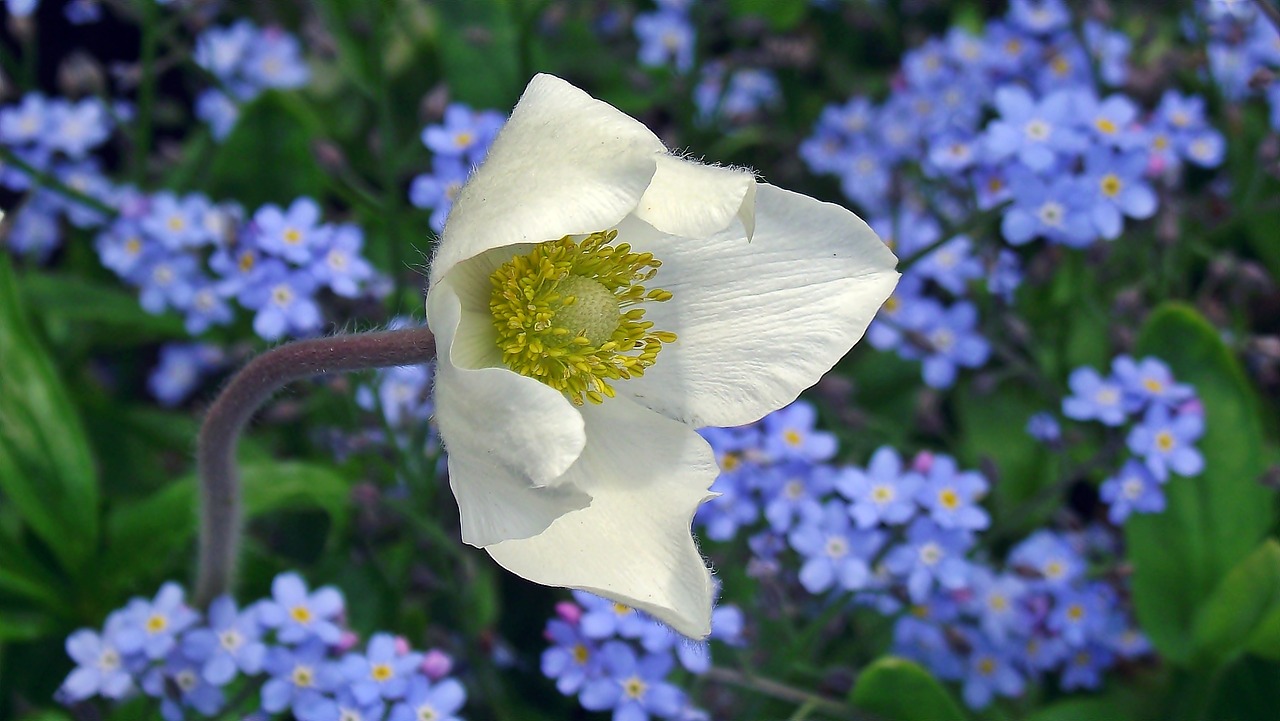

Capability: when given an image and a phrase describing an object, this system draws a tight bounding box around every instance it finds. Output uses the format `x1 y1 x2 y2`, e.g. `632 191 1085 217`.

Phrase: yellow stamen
489 231 675 406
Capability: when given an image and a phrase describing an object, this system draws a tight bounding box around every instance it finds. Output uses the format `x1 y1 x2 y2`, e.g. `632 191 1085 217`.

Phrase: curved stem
195 326 436 606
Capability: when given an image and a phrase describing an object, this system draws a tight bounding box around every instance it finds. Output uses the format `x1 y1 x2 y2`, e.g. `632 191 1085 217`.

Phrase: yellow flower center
1095 118 1118 135
371 663 394 681
292 665 315 687
872 485 894 503
1100 174 1122 197
283 228 303 245
1142 378 1163 393
612 603 633 616
146 614 169 634
783 429 803 446
489 231 675 405
938 488 960 510
167 215 186 232
289 605 313 624
978 657 996 676
238 251 256 272
623 676 647 699
1155 430 1175 452
1066 603 1085 621
721 452 742 471
572 643 590 664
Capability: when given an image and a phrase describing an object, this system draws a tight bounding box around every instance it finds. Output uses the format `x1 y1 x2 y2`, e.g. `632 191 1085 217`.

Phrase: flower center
146 614 169 634
283 228 303 245
1142 378 1163 393
416 706 438 721
978 656 996 676
824 537 849 558
238 251 256 272
919 542 942 566
872 485 894 504
371 663 394 682
938 488 960 510
1024 119 1051 142
1155 430 1176 452
622 676 647 699
1066 603 1085 622
220 630 243 651
572 643 590 664
289 605 313 624
1123 478 1144 499
1037 202 1064 227
292 665 315 687
489 231 676 406
176 670 199 691
1100 174 1122 197
1094 117 1118 135
99 649 121 671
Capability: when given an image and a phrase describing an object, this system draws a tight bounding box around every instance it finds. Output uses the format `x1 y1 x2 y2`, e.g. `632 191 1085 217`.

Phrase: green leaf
0 528 66 610
1192 539 1280 665
0 258 99 571
0 612 57 642
432 0 520 108
727 0 808 30
1025 695 1152 721
849 657 967 721
102 461 353 589
19 272 185 341
1127 303 1274 665
1247 599 1280 660
207 92 326 208
953 380 1053 528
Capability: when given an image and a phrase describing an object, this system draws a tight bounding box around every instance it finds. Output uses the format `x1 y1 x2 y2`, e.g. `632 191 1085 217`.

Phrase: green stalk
133 0 160 184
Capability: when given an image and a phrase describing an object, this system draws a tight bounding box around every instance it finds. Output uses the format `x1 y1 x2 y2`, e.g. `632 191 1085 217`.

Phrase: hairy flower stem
195 326 436 607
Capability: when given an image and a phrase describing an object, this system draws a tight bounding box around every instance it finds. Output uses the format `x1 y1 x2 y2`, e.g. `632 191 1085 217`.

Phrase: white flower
426 74 898 638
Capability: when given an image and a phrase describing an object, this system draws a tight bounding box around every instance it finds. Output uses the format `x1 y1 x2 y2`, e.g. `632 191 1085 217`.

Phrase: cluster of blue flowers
1029 355 1205 525
58 574 467 721
148 343 227 407
692 399 1150 709
408 104 505 233
541 590 744 721
1193 0 1280 127
354 319 440 455
194 19 311 140
0 93 119 258
633 0 696 74
803 0 1227 390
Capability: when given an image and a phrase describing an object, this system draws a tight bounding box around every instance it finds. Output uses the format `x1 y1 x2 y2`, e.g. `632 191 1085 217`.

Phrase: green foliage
1191 539 1280 666
0 257 100 572
1127 303 1275 665
432 0 521 108
207 92 326 207
727 0 809 30
849 657 968 721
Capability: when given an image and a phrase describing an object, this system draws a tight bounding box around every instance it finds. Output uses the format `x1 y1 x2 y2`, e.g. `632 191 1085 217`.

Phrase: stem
702 667 876 721
194 326 436 606
133 0 160 184
0 146 117 217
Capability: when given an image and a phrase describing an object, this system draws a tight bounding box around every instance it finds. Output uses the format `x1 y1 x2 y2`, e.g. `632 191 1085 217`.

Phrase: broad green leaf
207 92 326 208
849 657 967 721
1247 600 1280 660
0 612 56 642
19 272 185 341
1205 656 1280 721
1025 695 1153 721
1191 539 1280 665
102 461 353 589
0 258 99 571
0 528 66 611
1127 304 1274 664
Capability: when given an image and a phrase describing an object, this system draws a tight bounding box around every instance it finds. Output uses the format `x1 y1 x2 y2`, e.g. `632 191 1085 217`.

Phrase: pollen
938 488 961 510
489 231 676 406
1100 173 1122 197
146 614 168 634
289 605 313 624
623 676 648 699
371 663 394 681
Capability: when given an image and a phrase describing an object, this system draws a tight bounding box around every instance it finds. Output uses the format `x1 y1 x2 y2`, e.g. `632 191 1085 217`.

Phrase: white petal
484 397 718 639
430 74 666 284
633 156 757 240
428 275 591 546
618 183 899 427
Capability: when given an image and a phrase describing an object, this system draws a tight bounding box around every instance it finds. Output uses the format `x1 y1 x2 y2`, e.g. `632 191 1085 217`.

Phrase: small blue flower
1059 644 1113 690
339 633 423 703
696 470 760 541
239 261 323 340
982 86 1084 173
788 501 885 594
0 93 49 145
1025 412 1061 443
195 90 241 140
634 9 695 73
915 301 991 389
257 572 346 645
332 688 386 721
761 461 831 533
542 618 603 695
58 617 135 702
1080 147 1157 240
579 642 686 721
892 616 964 681
147 343 224 407
261 640 340 721
387 675 466 721
5 201 62 261
409 158 470 233
574 591 651 641
1099 459 1166 524
884 519 973 602
195 21 257 80
761 401 837 463
143 192 212 249
309 223 376 298
243 27 310 89
966 569 1030 643
254 197 324 263
961 639 1024 710
1048 586 1108 647
1112 355 1194 408
182 595 266 686
836 446 922 528
916 455 990 531
420 104 503 162
1009 530 1083 588
1008 0 1070 34
46 98 112 157
137 254 201 316
1000 169 1095 248
1062 366 1131 426
1127 404 1205 481
115 582 199 661
141 651 226 721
